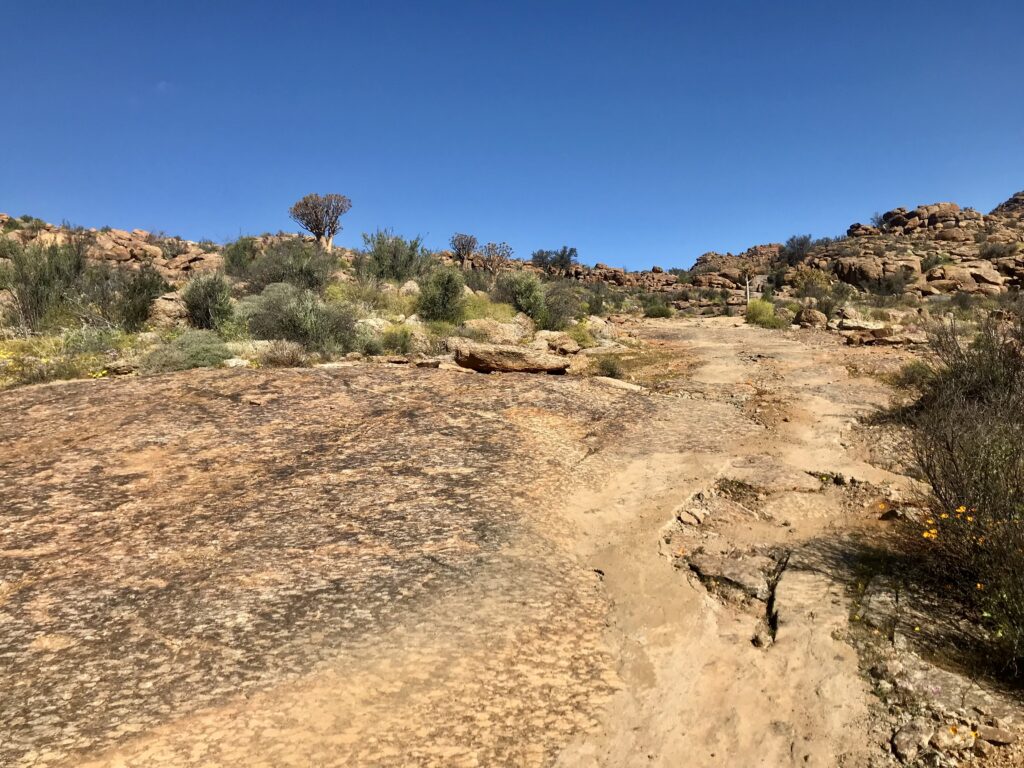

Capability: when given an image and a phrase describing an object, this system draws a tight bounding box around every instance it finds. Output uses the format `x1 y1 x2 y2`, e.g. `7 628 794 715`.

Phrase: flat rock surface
1 367 653 767
3 317 1021 767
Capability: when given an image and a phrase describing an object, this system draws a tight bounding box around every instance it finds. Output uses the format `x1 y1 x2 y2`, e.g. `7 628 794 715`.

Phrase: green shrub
531 246 578 272
417 268 466 323
143 330 231 372
540 282 582 330
257 339 310 367
462 268 495 293
565 321 596 349
358 333 384 355
643 298 672 318
980 241 1018 261
744 298 786 329
223 237 260 276
899 316 1024 675
0 236 89 329
109 265 167 331
494 272 545 320
325 279 416 317
586 283 609 315
595 356 623 379
242 239 337 293
246 283 356 354
463 293 516 322
888 359 934 391
182 273 233 329
381 326 414 354
354 230 433 282
861 271 913 297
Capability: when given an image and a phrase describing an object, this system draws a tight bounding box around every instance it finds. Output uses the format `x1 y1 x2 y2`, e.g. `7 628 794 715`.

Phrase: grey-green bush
541 281 582 330
223 237 260 276
143 330 231 372
246 283 356 354
241 239 337 293
0 236 89 329
257 339 310 368
417 268 466 323
182 273 233 329
494 272 545 321
354 230 433 282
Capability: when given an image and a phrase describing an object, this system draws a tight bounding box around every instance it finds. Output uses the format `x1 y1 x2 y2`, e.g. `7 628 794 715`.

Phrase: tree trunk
320 235 333 252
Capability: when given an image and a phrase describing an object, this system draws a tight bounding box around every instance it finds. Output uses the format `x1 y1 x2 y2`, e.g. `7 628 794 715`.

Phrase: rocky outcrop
460 315 534 345
990 190 1024 218
2 217 222 284
448 339 571 374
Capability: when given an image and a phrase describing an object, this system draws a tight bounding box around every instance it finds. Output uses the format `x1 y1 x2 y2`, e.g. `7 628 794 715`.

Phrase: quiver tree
289 193 352 252
480 241 513 274
449 233 477 267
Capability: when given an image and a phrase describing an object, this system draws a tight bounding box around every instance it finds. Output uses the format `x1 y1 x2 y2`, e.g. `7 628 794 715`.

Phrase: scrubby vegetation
144 330 231 373
235 239 337 293
182 273 233 330
531 246 578 272
744 298 787 329
898 313 1024 676
0 234 167 332
246 283 357 354
354 230 433 282
417 268 466 323
257 339 309 368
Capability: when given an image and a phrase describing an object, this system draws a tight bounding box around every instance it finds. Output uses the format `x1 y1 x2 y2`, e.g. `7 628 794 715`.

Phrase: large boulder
795 307 828 328
460 317 532 345
148 291 189 329
448 339 570 374
534 330 581 355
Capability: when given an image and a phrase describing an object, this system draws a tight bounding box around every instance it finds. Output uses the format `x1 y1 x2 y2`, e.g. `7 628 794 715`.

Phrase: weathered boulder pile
1 214 222 284
692 190 1024 298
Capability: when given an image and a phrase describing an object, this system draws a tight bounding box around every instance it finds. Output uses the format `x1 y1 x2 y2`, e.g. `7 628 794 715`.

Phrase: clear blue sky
2 1 1022 269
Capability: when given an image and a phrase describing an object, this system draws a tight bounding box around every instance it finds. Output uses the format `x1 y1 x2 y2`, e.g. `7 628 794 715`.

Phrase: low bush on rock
144 330 231 373
463 293 516 322
417 268 466 323
595 356 623 379
326 279 417 318
257 339 310 368
246 283 356 354
381 326 414 354
899 314 1024 676
182 273 233 330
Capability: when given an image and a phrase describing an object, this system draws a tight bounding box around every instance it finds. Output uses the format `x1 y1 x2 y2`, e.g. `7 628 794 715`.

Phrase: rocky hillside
0 214 222 284
695 191 1024 297
4 188 1022 299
